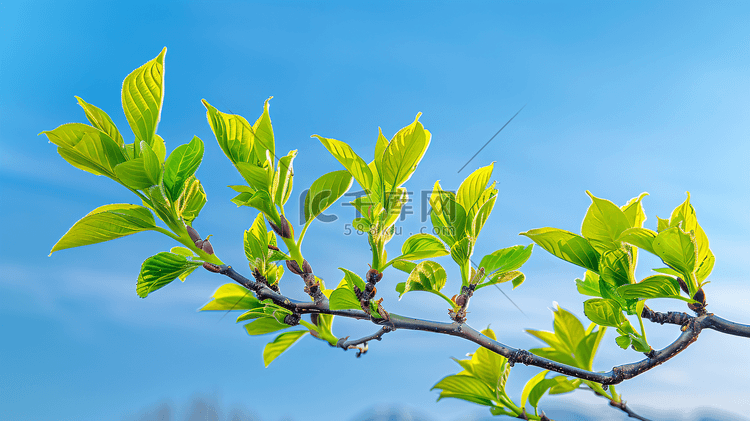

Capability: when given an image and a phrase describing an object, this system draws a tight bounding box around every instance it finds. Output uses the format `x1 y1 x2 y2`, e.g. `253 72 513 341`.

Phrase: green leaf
244 316 290 336
313 135 373 191
200 283 262 311
471 194 497 237
136 251 202 298
695 249 715 284
233 190 281 225
615 334 631 349
115 158 154 189
617 275 687 301
75 96 124 146
657 216 670 232
599 249 631 288
521 370 548 409
621 192 648 228
392 260 417 274
50 204 156 254
244 213 269 269
263 330 308 367
476 271 525 290
329 287 362 310
43 123 127 177
653 227 696 281
235 162 272 192
456 163 494 217
583 298 626 327
670 193 710 265
431 375 497 404
122 47 165 146
140 141 161 186
272 150 297 206
450 237 473 269
397 234 449 261
175 176 206 224
618 227 657 255
400 261 447 297
552 305 585 353
304 170 354 223
581 191 631 253
163 136 204 201
339 268 366 292
528 376 568 409
251 97 275 167
379 113 431 188
520 228 599 272
202 99 256 164
576 270 601 297
429 181 466 246
479 244 534 276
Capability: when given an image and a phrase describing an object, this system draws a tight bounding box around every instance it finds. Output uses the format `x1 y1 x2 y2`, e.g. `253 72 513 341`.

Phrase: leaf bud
186 225 201 243
302 259 312 274
454 294 467 308
677 277 689 294
286 259 303 275
200 238 214 255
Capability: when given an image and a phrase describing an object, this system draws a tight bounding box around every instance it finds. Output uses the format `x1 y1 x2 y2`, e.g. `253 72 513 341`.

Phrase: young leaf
272 150 297 206
652 227 696 282
263 330 308 367
621 192 648 228
235 162 272 192
251 97 275 167
304 170 354 223
575 270 601 297
122 47 165 146
456 163 494 218
470 194 497 237
244 213 269 269
669 193 710 265
379 113 431 188
392 260 417 274
163 136 205 201
75 96 124 146
429 181 467 245
618 227 657 255
520 228 599 273
431 375 497 405
42 123 127 177
521 370 549 409
400 261 447 297
313 135 373 191
115 158 154 189
476 271 525 290
50 204 156 254
581 191 631 253
583 298 626 328
175 176 206 224
599 249 631 287
244 316 290 336
202 99 256 164
329 287 362 310
617 275 687 301
200 283 262 311
136 251 202 298
140 141 161 186
397 234 449 262
479 244 534 276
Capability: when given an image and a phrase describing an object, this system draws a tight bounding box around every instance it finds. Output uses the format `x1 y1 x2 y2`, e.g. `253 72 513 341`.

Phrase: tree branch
642 306 750 338
210 264 748 385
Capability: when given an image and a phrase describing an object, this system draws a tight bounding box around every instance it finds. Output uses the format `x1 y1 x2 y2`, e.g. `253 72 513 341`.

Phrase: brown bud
194 240 204 249
270 215 293 239
187 225 201 243
454 294 467 308
677 277 689 294
286 259 303 275
302 259 312 274
311 313 320 326
200 238 214 255
267 244 280 251
688 288 707 312
693 288 706 306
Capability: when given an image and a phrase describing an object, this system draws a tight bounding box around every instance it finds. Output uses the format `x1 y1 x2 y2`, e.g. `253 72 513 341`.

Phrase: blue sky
2 1 750 420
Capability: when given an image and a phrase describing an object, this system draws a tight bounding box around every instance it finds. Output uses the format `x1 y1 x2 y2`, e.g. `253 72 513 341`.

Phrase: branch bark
211 264 750 385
